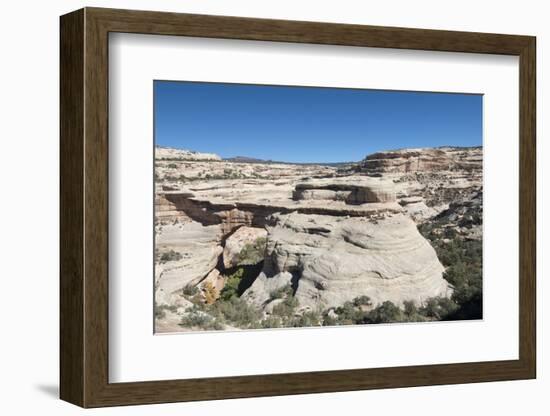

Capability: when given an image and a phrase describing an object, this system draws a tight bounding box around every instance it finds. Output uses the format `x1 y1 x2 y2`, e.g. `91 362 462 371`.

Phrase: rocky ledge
358 146 482 174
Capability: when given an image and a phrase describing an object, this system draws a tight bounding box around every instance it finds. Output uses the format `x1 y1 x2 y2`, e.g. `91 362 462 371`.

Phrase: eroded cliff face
153 146 482 332
358 146 482 174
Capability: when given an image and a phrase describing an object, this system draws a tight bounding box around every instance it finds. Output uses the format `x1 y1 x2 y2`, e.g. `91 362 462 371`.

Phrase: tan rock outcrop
243 212 451 310
154 146 481 332
200 269 225 302
155 146 221 161
155 221 222 305
293 178 396 204
223 226 268 269
359 146 482 174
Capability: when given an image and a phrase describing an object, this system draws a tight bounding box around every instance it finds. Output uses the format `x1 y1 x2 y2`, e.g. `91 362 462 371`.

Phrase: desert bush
333 301 364 324
420 297 459 320
444 291 482 321
271 294 299 321
419 222 483 321
160 249 182 263
202 281 218 305
182 284 199 297
154 304 178 319
269 284 293 301
353 295 372 307
403 300 418 316
219 268 244 301
167 163 178 169
321 311 339 326
260 316 282 328
180 309 224 330
209 297 262 329
364 301 404 324
290 310 322 327
238 237 267 265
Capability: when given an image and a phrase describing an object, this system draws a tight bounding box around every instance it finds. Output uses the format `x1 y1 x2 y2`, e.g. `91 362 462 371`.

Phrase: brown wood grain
59 8 85 406
60 7 537 408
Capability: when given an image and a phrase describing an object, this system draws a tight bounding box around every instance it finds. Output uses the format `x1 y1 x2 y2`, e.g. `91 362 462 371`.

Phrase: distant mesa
223 156 269 163
155 145 221 161
357 146 482 174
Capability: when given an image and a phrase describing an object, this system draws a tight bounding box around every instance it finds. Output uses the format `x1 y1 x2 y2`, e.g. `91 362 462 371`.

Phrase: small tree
238 237 267 265
219 268 244 301
202 281 218 305
365 301 403 324
353 295 372 307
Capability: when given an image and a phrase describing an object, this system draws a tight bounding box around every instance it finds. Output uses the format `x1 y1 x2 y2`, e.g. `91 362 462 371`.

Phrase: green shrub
238 237 267 265
261 316 282 328
419 222 482 321
208 297 262 329
269 284 293 301
401 300 429 323
420 297 459 320
160 249 182 263
353 295 372 307
290 310 321 327
334 301 364 324
271 295 299 321
180 308 224 330
155 304 178 319
321 311 339 326
219 268 244 301
403 300 418 316
182 284 199 297
365 301 403 324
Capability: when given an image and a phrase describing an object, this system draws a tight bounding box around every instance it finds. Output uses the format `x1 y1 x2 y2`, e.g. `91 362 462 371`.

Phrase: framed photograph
60 7 536 408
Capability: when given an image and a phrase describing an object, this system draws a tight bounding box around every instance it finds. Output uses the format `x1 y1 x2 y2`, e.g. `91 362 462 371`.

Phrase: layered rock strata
243 212 450 310
155 221 222 306
154 146 482 331
359 146 482 174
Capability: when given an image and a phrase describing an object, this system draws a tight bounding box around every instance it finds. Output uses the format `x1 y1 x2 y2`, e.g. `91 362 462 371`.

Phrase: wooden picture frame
60 7 536 408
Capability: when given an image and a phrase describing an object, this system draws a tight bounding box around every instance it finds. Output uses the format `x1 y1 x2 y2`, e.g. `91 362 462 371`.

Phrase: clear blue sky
154 80 482 163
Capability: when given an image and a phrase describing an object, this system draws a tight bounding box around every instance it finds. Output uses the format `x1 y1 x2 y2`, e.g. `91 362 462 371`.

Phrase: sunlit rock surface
242 212 450 310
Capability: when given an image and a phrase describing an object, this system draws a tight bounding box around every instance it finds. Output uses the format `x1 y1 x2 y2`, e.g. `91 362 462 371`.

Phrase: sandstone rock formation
155 221 222 306
199 269 225 302
293 177 396 204
243 212 450 310
399 196 438 222
358 146 482 174
155 145 221 161
223 226 268 269
153 145 482 332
